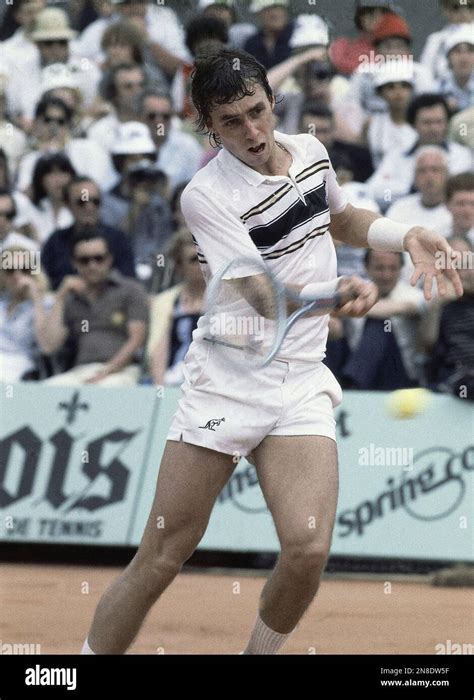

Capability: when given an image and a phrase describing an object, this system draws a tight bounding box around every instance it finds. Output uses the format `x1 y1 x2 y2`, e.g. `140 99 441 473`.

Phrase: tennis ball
386 388 431 419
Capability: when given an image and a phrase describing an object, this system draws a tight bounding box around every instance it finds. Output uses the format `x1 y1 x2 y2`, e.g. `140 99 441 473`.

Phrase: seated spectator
26 153 75 243
139 90 204 191
342 250 426 389
366 63 417 167
171 16 229 122
16 96 115 193
0 243 52 383
421 236 474 399
446 171 474 243
299 103 373 183
87 63 148 156
340 12 436 138
437 27 474 113
101 122 173 282
198 0 255 48
36 63 88 137
0 189 39 251
0 77 27 178
330 0 396 76
42 230 149 386
367 93 472 211
420 0 474 81
6 7 101 127
41 176 136 290
1 0 44 61
244 0 293 70
147 228 205 386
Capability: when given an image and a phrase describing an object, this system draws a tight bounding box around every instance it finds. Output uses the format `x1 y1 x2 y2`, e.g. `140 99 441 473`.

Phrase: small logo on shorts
199 417 226 431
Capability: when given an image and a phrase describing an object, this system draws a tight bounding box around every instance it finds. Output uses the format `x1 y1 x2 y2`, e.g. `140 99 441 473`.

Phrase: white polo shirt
181 130 348 363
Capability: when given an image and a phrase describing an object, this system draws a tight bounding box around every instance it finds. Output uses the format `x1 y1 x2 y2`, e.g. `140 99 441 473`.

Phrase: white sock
243 614 292 655
81 638 96 655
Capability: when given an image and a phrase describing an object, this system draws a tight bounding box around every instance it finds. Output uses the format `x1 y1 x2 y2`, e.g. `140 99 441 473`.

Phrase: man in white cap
367 62 417 166
438 27 474 112
197 0 255 48
420 0 474 81
244 0 293 69
5 7 101 126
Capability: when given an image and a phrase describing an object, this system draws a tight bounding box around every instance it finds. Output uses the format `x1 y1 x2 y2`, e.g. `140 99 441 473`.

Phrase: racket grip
299 277 343 303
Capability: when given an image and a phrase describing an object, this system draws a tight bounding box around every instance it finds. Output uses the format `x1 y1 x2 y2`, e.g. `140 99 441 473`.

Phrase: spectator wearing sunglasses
5 7 101 128
0 189 39 252
0 243 53 383
42 230 149 387
16 96 114 194
139 90 203 191
147 227 205 387
421 0 474 81
41 176 136 290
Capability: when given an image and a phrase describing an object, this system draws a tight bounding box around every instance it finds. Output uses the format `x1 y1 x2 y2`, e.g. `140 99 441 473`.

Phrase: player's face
209 84 276 170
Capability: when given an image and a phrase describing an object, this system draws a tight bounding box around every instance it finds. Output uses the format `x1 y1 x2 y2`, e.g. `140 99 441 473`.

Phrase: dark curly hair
190 48 274 147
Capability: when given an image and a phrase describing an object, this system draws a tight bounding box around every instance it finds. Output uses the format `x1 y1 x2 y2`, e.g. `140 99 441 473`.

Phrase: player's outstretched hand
404 227 464 301
334 276 379 317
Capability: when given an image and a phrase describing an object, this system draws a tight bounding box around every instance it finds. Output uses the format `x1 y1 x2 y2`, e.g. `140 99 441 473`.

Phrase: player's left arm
330 203 464 301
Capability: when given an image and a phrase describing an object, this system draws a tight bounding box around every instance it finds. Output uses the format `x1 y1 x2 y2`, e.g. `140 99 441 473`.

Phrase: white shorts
166 340 343 457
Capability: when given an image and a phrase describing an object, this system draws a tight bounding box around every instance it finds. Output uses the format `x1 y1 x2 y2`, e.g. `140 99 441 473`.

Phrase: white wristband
300 277 342 302
367 218 412 252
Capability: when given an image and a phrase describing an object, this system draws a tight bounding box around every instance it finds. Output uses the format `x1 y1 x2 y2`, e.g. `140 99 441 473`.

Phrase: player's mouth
248 143 265 154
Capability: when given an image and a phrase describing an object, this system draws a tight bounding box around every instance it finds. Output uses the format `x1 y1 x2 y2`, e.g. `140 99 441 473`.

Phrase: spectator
0 74 27 178
342 250 426 389
101 121 173 281
299 103 373 183
74 0 189 76
340 12 436 138
386 147 453 234
171 16 229 121
420 0 474 81
198 0 255 49
0 189 39 251
244 0 293 70
147 228 205 386
330 0 397 76
16 95 114 193
6 7 102 126
366 62 417 167
1 0 44 64
0 243 53 383
140 89 204 190
41 176 136 290
42 230 149 386
88 63 148 154
437 27 474 113
422 236 474 399
170 182 190 232
367 93 473 211
27 153 75 243
36 63 87 137
446 172 474 243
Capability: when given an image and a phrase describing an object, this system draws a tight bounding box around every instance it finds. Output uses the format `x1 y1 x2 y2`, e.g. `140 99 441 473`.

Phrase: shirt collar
218 130 305 186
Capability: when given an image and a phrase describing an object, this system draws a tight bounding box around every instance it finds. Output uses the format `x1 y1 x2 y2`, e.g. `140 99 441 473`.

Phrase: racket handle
299 278 343 303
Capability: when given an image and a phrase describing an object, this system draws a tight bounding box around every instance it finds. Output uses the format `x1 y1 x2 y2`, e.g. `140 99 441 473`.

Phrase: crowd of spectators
0 0 472 397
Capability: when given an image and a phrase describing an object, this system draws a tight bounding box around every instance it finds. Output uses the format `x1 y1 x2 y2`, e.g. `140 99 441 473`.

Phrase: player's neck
253 141 292 178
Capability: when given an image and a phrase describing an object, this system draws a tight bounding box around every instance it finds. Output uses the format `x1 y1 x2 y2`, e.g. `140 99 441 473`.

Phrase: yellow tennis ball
386 388 431 419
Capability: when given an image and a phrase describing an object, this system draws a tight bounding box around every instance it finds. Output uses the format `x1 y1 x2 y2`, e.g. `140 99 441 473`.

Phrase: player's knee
281 541 329 577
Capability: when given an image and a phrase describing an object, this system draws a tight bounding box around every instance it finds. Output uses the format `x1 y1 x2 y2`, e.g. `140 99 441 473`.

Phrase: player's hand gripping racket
202 256 354 369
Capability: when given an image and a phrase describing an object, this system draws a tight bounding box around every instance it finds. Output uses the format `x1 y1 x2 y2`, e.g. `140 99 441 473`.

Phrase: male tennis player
82 49 462 655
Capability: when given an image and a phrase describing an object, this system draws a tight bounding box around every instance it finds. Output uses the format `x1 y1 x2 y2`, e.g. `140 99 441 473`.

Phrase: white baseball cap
39 63 79 96
289 14 330 50
198 0 234 9
111 122 156 155
444 27 474 55
250 0 289 14
373 61 415 89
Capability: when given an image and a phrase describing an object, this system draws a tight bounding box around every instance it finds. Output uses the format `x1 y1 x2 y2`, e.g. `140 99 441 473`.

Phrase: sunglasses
383 82 412 89
120 81 145 90
40 39 68 46
43 115 67 125
0 209 15 220
74 197 101 207
3 267 32 275
145 111 172 121
74 253 108 265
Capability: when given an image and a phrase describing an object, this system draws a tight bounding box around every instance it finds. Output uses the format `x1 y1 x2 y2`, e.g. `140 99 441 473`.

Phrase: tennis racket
202 256 349 369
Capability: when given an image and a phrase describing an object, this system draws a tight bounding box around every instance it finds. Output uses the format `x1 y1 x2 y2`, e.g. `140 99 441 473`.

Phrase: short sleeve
326 163 348 215
124 283 150 324
180 185 262 277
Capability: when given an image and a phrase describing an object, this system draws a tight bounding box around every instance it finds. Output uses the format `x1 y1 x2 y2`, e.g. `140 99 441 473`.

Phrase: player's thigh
138 439 236 557
252 435 339 548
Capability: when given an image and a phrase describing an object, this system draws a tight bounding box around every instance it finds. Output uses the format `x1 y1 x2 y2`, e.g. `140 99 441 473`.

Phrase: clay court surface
1 564 473 655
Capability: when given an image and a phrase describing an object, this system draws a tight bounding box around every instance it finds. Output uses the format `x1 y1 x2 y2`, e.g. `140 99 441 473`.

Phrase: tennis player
81 49 462 655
